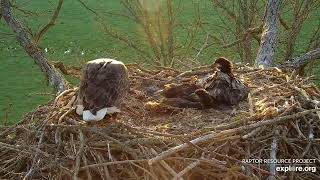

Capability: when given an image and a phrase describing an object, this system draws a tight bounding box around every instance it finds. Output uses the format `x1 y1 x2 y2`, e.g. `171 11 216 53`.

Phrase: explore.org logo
275 165 316 173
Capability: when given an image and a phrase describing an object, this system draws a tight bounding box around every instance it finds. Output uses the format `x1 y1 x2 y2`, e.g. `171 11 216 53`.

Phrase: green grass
0 0 319 124
0 48 52 124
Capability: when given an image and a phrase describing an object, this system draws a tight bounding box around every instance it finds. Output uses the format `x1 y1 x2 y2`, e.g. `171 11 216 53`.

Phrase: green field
0 0 319 124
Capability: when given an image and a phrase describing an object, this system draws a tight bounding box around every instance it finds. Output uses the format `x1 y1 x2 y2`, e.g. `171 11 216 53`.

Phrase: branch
76 0 154 63
1 0 68 93
150 148 181 179
52 61 82 78
34 0 64 44
268 128 279 180
192 33 209 61
280 48 320 69
173 158 201 180
213 0 236 20
10 2 39 17
278 14 290 30
148 109 319 165
222 26 262 48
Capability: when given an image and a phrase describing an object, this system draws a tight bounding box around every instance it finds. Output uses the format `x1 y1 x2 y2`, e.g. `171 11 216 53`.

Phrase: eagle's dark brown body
161 57 249 108
160 83 203 108
78 59 129 115
196 71 249 108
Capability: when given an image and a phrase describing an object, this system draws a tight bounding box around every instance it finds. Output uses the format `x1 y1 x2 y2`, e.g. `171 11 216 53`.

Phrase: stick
81 155 92 180
150 148 181 180
96 152 113 180
242 127 263 139
79 159 148 170
173 160 200 180
58 108 75 124
54 88 76 105
173 153 205 180
268 128 279 180
33 0 64 43
148 109 320 165
248 93 254 116
23 130 46 180
73 129 85 180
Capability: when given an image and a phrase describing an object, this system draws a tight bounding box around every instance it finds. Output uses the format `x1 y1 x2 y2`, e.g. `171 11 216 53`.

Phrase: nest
1 64 320 180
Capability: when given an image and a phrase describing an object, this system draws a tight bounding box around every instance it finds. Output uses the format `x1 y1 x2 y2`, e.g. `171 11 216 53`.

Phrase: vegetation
0 0 319 123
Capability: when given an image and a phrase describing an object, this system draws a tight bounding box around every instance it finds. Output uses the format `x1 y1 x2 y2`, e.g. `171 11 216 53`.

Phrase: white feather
83 108 108 121
76 105 121 121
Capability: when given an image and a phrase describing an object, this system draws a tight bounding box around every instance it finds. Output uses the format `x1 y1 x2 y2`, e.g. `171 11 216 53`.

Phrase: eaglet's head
213 57 233 75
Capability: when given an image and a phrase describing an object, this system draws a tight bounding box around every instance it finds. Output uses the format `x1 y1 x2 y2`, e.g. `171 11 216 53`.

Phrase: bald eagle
75 58 129 121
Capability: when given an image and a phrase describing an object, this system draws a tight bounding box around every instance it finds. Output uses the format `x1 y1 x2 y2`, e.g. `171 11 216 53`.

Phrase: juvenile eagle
195 57 249 108
75 58 129 121
159 57 249 109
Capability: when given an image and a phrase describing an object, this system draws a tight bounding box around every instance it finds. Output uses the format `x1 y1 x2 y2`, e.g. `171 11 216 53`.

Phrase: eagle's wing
205 72 249 105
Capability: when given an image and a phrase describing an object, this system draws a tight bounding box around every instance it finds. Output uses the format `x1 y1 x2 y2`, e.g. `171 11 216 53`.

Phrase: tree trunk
255 0 281 68
1 0 68 93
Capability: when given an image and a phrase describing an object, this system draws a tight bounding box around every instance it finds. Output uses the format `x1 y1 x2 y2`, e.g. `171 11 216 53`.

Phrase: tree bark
280 48 320 69
1 0 68 93
255 0 282 68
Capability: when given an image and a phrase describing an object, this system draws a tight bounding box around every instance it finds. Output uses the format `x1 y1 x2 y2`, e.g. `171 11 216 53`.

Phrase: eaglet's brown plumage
195 57 249 108
160 57 249 109
76 58 129 121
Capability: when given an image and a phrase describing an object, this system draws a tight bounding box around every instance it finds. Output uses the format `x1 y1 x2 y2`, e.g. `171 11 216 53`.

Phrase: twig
150 148 181 180
173 153 204 180
222 26 262 48
290 120 306 139
73 129 85 180
301 119 314 158
0 141 50 158
87 128 138 158
242 127 263 139
248 93 254 116
58 108 75 124
107 142 113 162
79 159 149 170
193 33 209 61
54 88 77 105
23 128 46 180
132 162 159 180
148 109 320 165
268 128 279 180
81 155 92 180
33 0 64 43
0 115 29 137
96 152 112 180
